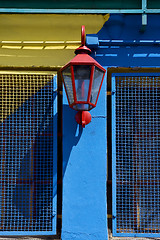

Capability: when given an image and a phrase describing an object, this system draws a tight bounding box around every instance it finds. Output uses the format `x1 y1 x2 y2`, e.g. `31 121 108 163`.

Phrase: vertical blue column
62 73 108 240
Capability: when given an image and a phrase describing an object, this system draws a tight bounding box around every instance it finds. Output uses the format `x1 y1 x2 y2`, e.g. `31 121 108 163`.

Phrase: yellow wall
0 14 109 67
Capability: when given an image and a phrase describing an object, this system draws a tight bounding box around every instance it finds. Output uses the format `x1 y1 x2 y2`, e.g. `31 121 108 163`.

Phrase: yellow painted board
0 14 109 67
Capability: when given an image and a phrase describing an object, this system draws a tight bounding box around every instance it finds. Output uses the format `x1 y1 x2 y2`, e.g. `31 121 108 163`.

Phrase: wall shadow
62 105 83 178
0 84 83 234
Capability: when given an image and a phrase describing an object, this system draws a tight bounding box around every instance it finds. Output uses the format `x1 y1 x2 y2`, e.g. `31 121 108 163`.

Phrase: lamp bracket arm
81 25 86 46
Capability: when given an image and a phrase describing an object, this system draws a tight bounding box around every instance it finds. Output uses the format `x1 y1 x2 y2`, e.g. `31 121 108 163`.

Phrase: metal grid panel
0 72 57 235
112 73 160 237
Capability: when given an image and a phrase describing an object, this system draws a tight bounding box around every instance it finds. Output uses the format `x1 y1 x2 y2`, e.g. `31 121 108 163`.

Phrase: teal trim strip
0 8 144 13
142 0 147 25
0 8 160 14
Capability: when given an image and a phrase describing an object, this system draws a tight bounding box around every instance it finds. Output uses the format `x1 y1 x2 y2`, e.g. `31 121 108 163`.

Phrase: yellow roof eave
0 14 109 68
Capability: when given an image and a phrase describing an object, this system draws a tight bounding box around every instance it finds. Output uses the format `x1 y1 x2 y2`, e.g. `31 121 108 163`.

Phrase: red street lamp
60 25 106 128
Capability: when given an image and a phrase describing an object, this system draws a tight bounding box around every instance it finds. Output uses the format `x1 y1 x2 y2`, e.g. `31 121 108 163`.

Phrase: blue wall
61 14 160 240
62 74 108 240
91 14 160 68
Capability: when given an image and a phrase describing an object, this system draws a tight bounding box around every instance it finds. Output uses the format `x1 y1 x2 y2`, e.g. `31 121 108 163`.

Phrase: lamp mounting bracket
75 25 92 55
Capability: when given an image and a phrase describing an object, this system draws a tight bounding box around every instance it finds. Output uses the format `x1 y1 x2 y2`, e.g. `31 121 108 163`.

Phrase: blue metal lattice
0 73 57 235
112 72 160 237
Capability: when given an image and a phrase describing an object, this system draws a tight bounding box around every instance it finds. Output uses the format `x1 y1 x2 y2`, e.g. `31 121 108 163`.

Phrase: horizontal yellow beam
0 40 81 50
0 14 109 67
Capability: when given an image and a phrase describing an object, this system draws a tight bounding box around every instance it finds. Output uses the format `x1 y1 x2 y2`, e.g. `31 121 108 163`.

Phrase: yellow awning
0 14 109 68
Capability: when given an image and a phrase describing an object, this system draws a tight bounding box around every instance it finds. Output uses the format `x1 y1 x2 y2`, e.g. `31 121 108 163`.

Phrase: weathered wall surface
90 13 160 240
62 72 108 240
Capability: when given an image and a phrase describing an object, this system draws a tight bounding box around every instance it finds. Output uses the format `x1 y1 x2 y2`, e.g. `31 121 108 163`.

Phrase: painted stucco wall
61 14 160 240
94 14 160 68
62 71 108 240
87 13 160 240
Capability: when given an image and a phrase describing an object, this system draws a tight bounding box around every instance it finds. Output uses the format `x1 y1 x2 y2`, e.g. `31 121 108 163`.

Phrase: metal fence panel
112 72 160 237
0 72 57 235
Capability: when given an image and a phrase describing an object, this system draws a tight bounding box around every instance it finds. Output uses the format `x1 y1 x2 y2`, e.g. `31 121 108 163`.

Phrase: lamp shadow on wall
0 92 83 231
62 104 83 178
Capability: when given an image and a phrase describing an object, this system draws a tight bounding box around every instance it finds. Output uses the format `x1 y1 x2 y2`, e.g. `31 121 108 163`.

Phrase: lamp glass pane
62 66 74 104
90 66 105 104
73 65 91 102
